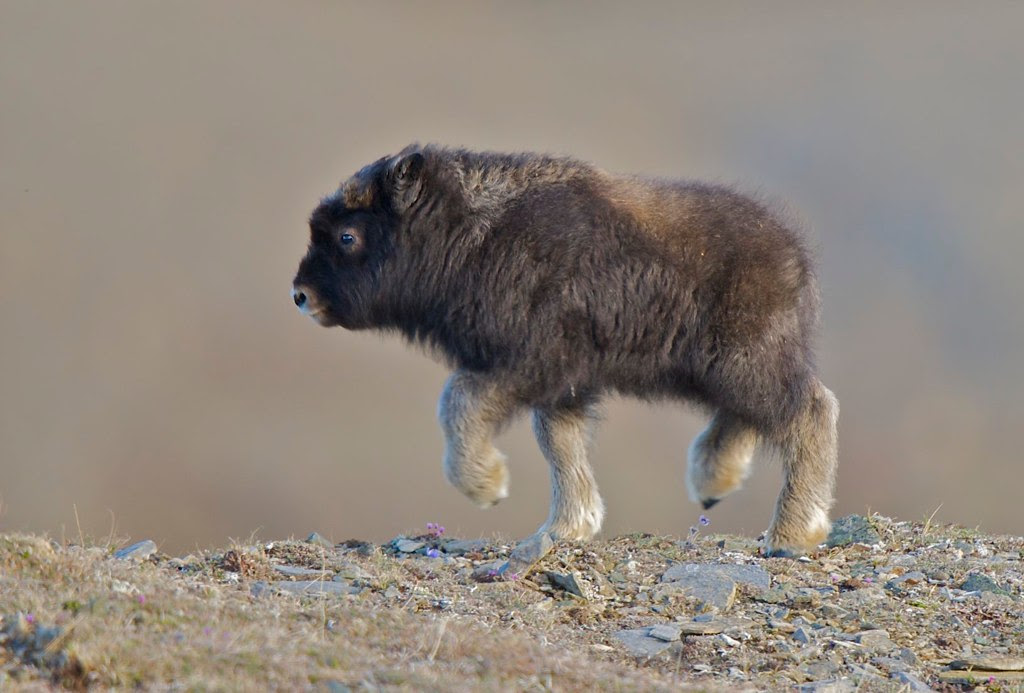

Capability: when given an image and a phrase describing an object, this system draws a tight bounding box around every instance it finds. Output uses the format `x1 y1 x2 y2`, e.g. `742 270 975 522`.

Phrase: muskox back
379 149 818 434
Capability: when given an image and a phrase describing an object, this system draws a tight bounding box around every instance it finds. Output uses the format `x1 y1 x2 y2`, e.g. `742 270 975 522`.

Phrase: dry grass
1 516 1022 691
0 533 684 691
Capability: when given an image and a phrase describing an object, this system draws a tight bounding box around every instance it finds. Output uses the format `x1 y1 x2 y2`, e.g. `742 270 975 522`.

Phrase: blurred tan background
2 2 1021 553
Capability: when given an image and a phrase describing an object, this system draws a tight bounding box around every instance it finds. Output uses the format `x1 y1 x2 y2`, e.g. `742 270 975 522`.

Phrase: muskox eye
340 233 355 246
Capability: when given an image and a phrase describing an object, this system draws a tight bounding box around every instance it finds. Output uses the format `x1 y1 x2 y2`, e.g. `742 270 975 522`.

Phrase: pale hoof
762 507 831 558
445 449 510 508
539 497 605 542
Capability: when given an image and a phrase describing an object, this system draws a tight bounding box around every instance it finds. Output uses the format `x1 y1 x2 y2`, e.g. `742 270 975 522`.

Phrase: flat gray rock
855 629 893 652
826 515 881 547
949 655 1024 672
114 540 157 561
661 562 771 590
648 624 682 642
471 559 506 582
272 580 361 596
838 586 887 607
394 539 425 553
273 564 327 577
613 628 673 658
679 619 723 635
442 538 488 556
656 575 735 612
499 532 553 579
938 670 1024 685
657 562 768 612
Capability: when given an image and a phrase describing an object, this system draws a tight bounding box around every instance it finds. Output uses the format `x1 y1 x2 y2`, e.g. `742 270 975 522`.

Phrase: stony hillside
2 514 1022 691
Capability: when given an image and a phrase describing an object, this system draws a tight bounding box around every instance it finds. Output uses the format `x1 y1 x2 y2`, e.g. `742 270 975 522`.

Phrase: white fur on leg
541 485 605 541
763 380 839 556
807 505 831 541
533 407 605 541
764 503 832 556
438 371 515 509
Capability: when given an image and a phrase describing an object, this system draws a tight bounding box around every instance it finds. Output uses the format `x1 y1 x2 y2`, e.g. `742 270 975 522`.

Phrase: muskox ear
388 149 426 213
393 151 424 183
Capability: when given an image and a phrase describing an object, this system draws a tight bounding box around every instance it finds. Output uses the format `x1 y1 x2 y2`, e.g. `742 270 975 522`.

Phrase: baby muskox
292 144 838 556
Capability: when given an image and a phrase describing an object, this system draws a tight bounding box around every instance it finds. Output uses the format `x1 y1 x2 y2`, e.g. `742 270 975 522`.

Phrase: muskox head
291 147 426 329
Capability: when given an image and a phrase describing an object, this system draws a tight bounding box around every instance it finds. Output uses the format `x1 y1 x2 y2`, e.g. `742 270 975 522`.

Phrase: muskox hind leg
531 405 605 541
763 378 839 557
438 370 518 508
686 411 759 510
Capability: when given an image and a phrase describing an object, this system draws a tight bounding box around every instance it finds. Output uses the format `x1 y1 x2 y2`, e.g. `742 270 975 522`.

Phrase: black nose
293 290 307 307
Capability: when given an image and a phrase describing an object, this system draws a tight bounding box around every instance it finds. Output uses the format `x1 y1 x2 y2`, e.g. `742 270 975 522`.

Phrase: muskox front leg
686 411 759 510
438 370 517 508
532 405 605 541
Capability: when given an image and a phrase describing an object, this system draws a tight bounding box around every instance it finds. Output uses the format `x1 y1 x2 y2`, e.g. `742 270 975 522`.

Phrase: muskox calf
292 144 839 556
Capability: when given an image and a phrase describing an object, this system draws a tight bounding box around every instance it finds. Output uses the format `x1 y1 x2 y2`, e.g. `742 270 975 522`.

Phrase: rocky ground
2 514 1022 691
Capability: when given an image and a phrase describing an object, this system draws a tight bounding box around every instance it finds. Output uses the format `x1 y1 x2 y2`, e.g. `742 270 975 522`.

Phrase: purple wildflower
137 594 146 605
699 515 711 526
505 572 519 581
487 568 499 577
25 613 35 625
426 548 441 558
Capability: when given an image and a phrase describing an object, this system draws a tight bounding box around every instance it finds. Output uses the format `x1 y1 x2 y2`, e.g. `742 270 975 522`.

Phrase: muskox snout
291 284 322 319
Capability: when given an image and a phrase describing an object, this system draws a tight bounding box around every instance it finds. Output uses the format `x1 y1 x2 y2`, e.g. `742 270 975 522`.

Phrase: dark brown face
291 195 391 329
292 149 425 329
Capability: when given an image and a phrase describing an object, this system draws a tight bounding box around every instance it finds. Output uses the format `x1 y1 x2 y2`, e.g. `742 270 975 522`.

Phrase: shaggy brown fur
292 144 839 556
